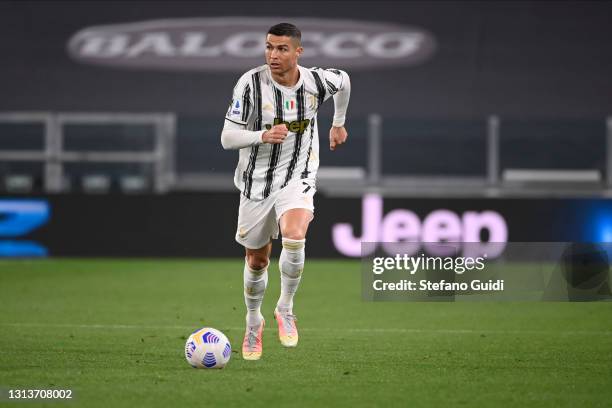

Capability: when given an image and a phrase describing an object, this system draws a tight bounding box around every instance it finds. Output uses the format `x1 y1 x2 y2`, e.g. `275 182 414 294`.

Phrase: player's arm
221 120 264 150
222 74 260 150
221 121 289 150
328 70 351 151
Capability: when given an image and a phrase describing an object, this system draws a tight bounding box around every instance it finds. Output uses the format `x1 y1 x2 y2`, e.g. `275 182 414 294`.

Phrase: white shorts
235 178 316 249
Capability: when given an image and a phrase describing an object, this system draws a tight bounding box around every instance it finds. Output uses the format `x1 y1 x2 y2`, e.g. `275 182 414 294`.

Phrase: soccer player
221 22 351 360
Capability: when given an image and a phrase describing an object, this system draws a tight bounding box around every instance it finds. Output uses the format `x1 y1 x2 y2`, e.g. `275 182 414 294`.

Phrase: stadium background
1 1 612 257
1 2 612 407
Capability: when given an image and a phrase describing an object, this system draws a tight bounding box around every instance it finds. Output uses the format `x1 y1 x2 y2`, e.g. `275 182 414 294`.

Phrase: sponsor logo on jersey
67 17 436 72
264 118 311 133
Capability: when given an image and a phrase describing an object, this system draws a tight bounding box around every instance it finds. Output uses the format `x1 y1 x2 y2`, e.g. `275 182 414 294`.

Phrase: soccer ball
184 327 231 369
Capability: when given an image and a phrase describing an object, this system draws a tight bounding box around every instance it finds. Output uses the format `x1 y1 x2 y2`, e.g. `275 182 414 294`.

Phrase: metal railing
0 111 610 197
0 112 175 193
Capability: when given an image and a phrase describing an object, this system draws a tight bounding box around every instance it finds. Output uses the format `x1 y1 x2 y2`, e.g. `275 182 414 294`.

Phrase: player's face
265 34 303 75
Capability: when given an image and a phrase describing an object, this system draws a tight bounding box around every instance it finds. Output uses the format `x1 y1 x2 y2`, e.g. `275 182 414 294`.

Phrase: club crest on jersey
307 94 317 110
265 118 311 134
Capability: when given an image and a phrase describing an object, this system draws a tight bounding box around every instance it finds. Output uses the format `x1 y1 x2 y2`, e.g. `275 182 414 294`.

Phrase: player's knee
282 228 307 241
246 254 269 271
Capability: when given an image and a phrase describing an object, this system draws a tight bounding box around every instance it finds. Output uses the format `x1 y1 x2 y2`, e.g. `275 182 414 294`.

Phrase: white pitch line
1 322 611 336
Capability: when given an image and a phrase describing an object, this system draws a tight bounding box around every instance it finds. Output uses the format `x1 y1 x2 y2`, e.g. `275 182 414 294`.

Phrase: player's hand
329 126 348 151
262 124 288 144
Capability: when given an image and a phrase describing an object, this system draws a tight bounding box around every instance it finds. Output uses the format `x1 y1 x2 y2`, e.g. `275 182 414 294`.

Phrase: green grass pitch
1 259 611 407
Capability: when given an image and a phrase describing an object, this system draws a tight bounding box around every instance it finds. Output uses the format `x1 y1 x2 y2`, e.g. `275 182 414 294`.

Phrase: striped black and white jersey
224 64 348 201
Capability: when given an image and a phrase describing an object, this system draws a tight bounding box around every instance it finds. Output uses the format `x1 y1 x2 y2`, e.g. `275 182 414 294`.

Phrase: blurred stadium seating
1 2 611 198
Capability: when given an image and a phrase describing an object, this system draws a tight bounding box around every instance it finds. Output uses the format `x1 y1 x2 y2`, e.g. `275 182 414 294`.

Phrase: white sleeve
221 119 265 150
225 73 254 126
316 68 351 127
331 70 351 127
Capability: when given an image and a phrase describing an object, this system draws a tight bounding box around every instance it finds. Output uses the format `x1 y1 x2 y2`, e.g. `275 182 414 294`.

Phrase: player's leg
241 242 271 360
244 242 271 327
273 179 316 347
277 208 311 312
274 178 316 314
274 207 313 347
235 194 278 360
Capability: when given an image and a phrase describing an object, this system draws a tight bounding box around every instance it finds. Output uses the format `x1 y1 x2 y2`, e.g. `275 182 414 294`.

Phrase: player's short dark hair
267 23 301 44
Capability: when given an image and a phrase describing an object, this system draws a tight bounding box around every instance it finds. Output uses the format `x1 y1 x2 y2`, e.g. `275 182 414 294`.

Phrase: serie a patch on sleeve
227 99 243 118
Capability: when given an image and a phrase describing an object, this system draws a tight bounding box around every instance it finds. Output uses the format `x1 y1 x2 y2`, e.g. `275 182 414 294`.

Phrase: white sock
277 238 305 313
244 259 268 327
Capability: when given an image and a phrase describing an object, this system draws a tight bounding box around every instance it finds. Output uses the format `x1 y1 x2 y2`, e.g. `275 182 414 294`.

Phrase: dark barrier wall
1 1 612 118
2 193 612 257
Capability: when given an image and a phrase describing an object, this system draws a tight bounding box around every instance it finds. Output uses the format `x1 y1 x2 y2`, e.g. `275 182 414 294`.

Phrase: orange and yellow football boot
274 308 298 347
242 319 264 360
